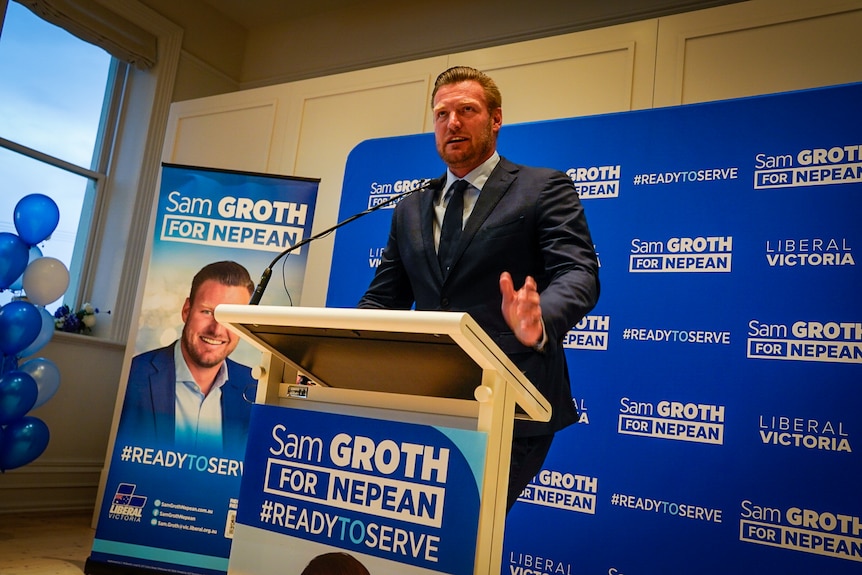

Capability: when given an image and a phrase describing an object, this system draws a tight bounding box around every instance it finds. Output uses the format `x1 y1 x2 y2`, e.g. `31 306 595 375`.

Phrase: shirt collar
445 151 500 193
174 340 228 392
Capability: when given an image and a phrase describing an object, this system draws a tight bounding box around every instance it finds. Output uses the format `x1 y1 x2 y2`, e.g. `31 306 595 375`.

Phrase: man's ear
492 107 503 133
181 297 191 323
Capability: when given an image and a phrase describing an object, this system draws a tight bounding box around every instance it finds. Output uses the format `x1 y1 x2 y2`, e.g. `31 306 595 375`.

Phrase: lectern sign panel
232 404 487 575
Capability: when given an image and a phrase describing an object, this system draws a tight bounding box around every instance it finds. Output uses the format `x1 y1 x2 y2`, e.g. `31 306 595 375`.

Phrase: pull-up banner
228 404 486 574
326 83 861 574
87 165 319 575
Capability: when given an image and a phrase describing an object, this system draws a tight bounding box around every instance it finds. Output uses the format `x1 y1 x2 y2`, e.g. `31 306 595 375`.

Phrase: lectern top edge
215 304 552 422
216 304 477 334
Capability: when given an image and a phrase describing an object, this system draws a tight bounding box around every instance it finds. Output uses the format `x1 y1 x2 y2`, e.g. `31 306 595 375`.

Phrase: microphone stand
248 177 441 305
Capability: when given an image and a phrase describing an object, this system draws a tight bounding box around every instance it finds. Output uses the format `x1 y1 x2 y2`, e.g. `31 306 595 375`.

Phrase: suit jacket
118 342 257 454
359 157 600 436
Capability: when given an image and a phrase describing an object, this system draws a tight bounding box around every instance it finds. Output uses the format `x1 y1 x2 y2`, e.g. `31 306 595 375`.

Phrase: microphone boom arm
248 177 439 305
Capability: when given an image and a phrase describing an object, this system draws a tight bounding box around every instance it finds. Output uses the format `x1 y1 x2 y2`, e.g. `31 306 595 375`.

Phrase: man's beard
438 120 495 169
181 326 231 369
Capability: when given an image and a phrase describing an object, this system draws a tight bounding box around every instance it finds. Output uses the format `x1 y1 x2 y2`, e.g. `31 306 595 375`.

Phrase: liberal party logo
629 236 732 272
758 414 851 453
508 551 575 575
109 483 147 522
573 397 589 425
765 237 855 267
368 246 384 269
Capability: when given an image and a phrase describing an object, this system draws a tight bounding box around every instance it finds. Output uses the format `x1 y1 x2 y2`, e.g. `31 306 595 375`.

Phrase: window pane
0 1 112 168
0 147 91 311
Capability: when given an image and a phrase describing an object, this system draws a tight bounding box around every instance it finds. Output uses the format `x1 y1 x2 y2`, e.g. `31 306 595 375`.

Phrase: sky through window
0 1 113 310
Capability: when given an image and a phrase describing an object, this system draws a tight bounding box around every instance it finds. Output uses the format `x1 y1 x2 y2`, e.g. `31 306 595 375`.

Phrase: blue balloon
14 194 60 246
18 357 61 410
18 306 54 358
0 416 50 471
0 232 29 290
0 370 38 424
0 300 42 356
9 245 43 292
0 355 18 375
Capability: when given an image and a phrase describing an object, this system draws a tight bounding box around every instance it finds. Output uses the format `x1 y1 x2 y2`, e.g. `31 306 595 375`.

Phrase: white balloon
22 257 70 306
19 356 61 409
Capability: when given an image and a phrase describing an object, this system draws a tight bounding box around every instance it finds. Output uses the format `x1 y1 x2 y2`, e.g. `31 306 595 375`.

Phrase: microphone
248 176 444 305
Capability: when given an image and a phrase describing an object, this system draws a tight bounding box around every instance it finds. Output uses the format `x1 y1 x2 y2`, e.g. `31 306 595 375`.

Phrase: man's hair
188 260 254 303
432 65 502 111
300 552 370 575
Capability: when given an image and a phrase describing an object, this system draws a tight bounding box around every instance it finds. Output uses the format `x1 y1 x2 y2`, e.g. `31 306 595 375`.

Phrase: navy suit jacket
359 157 599 436
118 342 257 454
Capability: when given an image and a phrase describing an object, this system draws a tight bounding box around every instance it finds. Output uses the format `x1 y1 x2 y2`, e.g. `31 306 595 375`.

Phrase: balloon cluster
0 194 67 472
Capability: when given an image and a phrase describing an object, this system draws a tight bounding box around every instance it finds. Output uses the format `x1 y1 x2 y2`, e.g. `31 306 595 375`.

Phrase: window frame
0 59 127 309
1 0 183 343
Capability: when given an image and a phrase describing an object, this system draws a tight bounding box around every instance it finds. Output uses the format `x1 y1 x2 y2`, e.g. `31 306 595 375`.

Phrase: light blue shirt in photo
173 342 226 452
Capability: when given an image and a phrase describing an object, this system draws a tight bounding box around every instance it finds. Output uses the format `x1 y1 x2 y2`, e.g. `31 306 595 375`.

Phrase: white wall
653 0 862 105
1 335 125 512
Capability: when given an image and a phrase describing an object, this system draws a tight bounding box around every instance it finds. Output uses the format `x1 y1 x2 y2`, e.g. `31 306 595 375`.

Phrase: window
0 0 126 312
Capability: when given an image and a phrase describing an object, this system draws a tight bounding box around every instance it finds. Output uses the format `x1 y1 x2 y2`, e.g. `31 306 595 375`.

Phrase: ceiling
199 0 368 29
198 0 747 32
187 0 748 88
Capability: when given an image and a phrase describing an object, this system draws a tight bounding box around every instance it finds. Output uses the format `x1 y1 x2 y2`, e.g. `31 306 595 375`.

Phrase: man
118 260 257 455
358 66 600 511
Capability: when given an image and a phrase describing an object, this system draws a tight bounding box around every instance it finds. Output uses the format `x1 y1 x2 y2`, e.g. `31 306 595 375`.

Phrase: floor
0 510 95 575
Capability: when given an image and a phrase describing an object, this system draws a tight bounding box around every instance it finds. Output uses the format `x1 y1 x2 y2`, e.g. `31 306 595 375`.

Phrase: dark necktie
438 179 468 274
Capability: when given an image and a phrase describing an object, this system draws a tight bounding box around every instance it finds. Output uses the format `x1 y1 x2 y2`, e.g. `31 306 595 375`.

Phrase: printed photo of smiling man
117 260 257 455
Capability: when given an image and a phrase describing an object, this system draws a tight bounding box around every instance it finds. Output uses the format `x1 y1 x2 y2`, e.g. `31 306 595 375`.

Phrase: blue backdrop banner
325 83 861 574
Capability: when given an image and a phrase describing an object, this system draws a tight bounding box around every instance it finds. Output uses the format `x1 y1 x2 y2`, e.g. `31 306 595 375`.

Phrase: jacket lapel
151 344 177 444
444 160 517 278
221 365 241 452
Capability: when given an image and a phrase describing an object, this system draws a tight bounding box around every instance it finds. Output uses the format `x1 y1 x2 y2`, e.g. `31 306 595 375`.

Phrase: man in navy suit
118 261 257 456
359 66 600 511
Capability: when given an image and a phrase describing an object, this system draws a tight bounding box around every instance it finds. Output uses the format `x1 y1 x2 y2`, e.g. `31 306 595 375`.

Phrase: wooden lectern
214 304 551 575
